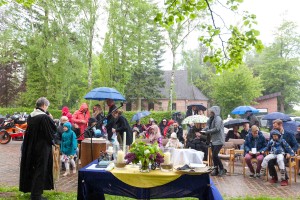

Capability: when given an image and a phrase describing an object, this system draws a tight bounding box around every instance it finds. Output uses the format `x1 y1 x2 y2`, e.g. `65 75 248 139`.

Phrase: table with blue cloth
77 160 223 200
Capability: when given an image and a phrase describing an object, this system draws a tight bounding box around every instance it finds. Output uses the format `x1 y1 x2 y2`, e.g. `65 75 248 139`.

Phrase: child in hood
165 132 183 148
260 129 294 185
60 122 78 176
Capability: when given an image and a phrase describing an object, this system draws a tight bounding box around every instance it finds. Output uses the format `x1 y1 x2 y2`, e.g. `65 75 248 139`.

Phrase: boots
218 168 227 176
63 169 70 176
211 167 219 176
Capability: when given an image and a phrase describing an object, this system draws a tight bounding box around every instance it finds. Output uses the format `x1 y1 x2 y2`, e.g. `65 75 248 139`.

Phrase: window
148 102 154 110
126 102 132 111
172 103 176 110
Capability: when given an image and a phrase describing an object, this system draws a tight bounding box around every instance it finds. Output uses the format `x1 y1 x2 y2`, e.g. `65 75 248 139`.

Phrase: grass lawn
0 186 296 200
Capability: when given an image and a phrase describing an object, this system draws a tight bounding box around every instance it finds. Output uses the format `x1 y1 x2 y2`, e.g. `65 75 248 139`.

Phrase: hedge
0 107 184 126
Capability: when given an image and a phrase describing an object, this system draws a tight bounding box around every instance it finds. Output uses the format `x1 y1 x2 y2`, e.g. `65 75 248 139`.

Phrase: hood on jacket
167 120 174 126
79 103 89 112
63 122 72 132
209 106 220 116
62 106 70 115
270 129 281 139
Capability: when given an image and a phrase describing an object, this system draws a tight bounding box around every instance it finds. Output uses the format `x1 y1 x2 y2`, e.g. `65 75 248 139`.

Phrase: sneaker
218 169 227 176
280 180 288 186
256 173 260 178
269 177 278 184
249 173 255 178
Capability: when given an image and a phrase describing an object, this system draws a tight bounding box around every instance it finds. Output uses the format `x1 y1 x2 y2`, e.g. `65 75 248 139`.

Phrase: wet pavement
1 141 300 198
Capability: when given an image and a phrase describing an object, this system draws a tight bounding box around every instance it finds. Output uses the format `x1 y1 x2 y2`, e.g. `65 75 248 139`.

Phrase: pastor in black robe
114 115 133 145
19 108 57 197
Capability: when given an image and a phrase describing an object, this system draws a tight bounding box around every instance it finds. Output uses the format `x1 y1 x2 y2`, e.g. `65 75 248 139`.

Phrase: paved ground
1 141 300 199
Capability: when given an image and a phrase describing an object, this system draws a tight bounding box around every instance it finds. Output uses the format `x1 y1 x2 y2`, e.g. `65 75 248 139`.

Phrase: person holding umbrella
186 105 199 117
202 106 226 176
132 120 146 134
225 125 241 142
245 110 260 128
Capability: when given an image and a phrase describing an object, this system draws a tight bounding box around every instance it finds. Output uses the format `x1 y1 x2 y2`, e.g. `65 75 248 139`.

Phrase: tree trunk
136 97 142 111
169 50 176 111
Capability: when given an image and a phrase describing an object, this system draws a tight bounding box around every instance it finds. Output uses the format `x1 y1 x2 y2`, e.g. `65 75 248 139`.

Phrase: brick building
252 92 281 113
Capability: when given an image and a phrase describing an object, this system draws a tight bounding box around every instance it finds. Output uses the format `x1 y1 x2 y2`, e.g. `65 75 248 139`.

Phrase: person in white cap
166 132 183 148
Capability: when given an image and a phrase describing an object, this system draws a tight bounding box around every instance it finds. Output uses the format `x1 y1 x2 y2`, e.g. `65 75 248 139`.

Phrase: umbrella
131 111 151 122
187 104 207 111
262 112 291 121
283 121 300 134
224 119 250 128
182 115 209 124
231 106 259 115
84 87 126 101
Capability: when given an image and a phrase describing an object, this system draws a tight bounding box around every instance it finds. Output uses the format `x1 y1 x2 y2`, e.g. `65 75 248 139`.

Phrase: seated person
226 125 242 149
132 120 146 134
244 125 266 177
148 124 162 147
240 123 250 139
132 127 145 139
84 118 106 138
186 131 208 161
165 132 183 149
225 125 241 142
260 129 295 186
166 121 184 144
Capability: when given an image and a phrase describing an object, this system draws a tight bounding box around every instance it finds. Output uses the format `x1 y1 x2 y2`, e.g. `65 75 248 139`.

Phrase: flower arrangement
125 141 164 172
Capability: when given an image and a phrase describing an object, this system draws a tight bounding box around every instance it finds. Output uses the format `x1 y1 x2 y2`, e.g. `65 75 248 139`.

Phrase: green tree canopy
210 65 263 117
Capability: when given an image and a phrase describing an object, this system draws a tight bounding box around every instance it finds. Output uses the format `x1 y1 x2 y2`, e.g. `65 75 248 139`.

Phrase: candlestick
163 152 171 165
123 131 126 152
117 150 125 163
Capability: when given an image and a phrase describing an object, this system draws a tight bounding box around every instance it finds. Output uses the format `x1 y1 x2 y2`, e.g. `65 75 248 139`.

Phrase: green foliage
100 0 165 110
155 0 264 72
0 107 173 124
247 21 300 112
210 65 263 118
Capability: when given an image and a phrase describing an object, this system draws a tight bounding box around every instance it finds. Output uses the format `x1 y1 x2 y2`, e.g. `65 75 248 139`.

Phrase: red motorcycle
0 114 27 144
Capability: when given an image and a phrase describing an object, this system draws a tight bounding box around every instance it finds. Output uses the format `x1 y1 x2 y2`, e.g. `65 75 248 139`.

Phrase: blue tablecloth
77 160 223 200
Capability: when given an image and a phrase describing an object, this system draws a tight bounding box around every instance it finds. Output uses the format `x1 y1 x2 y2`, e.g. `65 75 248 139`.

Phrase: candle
164 152 171 165
123 131 126 152
132 132 135 144
117 150 125 163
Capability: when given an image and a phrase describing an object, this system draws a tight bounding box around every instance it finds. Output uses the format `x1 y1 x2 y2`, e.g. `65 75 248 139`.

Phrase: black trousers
268 157 288 180
212 144 224 170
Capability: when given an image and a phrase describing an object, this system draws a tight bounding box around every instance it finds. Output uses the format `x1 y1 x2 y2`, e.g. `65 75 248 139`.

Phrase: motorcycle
0 113 28 144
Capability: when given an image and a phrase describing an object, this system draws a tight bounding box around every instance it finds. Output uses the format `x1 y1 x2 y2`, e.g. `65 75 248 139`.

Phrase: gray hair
36 97 50 108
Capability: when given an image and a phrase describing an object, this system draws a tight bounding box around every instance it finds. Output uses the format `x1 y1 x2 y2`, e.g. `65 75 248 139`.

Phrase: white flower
144 149 150 155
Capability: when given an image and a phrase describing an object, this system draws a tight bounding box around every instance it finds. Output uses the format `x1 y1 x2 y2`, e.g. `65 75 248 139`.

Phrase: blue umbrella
131 111 151 122
283 120 300 134
231 106 259 115
84 87 125 101
262 112 291 121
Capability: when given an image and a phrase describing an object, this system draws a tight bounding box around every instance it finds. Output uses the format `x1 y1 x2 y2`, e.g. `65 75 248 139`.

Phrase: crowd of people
19 97 300 200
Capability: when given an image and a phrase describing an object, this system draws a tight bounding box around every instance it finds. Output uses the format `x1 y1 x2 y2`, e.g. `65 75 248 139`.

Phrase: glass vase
140 161 150 173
